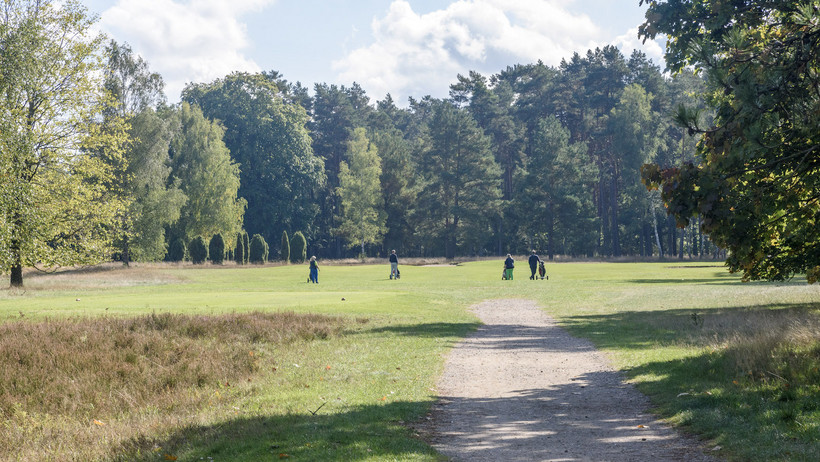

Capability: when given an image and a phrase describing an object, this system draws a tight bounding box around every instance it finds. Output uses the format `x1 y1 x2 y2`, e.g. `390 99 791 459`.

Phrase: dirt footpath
422 299 719 462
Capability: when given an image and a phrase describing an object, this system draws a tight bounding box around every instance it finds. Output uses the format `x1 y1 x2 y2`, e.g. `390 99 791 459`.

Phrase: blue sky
82 0 664 104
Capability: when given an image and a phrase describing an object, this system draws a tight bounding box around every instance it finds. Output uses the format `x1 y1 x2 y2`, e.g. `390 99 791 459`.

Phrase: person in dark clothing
528 250 542 280
503 254 515 280
389 250 399 279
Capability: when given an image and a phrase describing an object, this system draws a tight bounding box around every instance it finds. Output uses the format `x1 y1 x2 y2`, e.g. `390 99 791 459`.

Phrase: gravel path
422 299 719 462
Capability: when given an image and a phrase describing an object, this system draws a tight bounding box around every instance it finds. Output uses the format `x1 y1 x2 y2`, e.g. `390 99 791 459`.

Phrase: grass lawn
1 260 819 460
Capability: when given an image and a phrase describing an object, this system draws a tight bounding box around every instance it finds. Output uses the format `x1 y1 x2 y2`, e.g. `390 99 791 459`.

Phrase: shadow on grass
557 303 820 461
115 374 713 461
364 321 481 339
559 303 820 351
626 271 809 285
428 374 715 461
620 350 820 461
115 400 439 461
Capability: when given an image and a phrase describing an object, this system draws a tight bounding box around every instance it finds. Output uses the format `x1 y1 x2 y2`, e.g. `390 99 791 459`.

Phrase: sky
81 0 665 105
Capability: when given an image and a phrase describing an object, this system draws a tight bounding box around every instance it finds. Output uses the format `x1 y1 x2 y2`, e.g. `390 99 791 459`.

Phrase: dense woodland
6 0 817 286
137 44 715 262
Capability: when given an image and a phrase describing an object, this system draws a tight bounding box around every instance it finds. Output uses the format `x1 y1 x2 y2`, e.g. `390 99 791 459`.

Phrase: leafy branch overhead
640 0 820 282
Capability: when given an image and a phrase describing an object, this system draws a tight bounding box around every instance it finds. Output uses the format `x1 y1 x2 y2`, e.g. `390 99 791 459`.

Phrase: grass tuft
0 311 346 461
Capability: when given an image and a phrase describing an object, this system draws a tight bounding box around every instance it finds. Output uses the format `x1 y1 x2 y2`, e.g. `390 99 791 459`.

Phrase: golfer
389 250 399 279
309 256 319 283
528 250 542 280
504 254 515 280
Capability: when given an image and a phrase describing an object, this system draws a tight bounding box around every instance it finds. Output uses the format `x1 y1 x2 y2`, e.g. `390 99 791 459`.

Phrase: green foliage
518 116 598 258
416 101 501 258
280 230 290 263
234 233 244 265
335 128 386 255
640 0 820 281
291 231 307 263
242 232 250 265
104 41 185 264
168 102 245 243
371 127 418 253
188 237 208 264
167 238 186 262
248 234 268 264
0 0 127 286
208 234 225 264
182 72 324 248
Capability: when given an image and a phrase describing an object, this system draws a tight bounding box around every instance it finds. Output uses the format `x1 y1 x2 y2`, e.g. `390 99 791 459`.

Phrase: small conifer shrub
290 231 307 263
280 230 290 263
235 233 244 265
168 238 186 262
209 234 225 264
189 237 208 264
249 234 268 264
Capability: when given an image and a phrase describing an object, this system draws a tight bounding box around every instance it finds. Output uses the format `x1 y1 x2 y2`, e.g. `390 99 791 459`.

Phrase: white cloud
99 0 275 101
333 0 665 104
333 0 604 103
612 26 666 66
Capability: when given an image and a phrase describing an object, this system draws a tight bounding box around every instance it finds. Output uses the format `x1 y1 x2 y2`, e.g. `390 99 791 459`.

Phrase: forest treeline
127 43 715 262
1 1 719 288
175 45 715 261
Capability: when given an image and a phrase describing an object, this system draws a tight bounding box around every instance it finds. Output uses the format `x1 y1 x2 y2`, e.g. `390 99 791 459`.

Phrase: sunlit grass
1 259 819 460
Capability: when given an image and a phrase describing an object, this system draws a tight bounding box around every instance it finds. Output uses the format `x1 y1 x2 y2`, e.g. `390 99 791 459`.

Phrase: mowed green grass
2 260 819 460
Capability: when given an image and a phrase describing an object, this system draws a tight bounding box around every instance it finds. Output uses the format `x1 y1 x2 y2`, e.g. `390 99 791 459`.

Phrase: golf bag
538 261 548 280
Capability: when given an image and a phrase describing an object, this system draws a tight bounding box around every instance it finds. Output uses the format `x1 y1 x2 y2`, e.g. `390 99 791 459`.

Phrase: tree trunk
652 207 663 258
547 201 555 260
679 227 685 260
122 238 131 267
10 264 23 288
610 177 620 257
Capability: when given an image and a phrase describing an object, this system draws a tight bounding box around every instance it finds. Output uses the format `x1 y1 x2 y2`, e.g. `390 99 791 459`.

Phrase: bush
189 237 208 264
291 231 307 263
235 233 244 265
280 230 290 263
243 232 250 264
168 238 186 262
209 234 225 264
249 234 268 264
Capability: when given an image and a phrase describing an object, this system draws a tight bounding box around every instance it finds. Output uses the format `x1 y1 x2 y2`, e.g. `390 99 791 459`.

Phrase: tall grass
0 311 346 461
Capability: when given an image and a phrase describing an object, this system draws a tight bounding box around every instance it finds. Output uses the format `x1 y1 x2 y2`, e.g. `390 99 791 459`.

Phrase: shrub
235 233 244 265
189 237 208 264
243 232 250 264
209 234 225 264
168 238 186 262
280 230 290 263
291 231 307 263
249 234 268 264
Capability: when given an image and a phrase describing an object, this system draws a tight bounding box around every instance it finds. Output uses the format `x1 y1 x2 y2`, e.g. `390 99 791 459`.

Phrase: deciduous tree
640 0 820 281
335 128 386 256
0 0 126 287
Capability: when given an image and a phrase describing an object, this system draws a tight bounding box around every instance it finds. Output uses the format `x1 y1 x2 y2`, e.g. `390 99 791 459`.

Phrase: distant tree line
180 46 719 262
2 0 725 287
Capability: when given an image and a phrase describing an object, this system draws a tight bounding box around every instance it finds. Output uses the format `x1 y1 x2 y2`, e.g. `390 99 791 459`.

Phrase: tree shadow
424 371 717 461
114 399 439 461
364 321 481 339
625 270 808 285
559 303 820 351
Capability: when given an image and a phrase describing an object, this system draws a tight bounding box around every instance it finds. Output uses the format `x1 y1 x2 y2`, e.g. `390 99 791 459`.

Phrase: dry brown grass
0 311 346 461
686 306 820 378
16 263 185 291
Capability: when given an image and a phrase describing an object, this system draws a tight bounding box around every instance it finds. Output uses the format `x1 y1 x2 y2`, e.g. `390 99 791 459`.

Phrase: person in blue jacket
309 256 319 283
